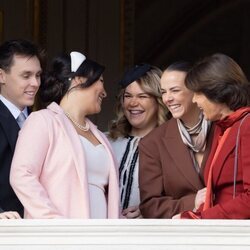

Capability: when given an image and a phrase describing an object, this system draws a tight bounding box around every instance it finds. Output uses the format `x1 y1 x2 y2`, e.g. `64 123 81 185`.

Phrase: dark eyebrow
21 69 42 74
169 86 180 91
124 91 148 95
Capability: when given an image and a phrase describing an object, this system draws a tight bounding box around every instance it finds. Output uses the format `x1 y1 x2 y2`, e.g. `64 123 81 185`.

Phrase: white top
108 136 141 209
79 136 110 218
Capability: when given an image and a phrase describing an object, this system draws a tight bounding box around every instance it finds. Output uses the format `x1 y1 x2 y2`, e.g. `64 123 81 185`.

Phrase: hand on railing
122 205 142 219
0 211 21 219
194 187 207 212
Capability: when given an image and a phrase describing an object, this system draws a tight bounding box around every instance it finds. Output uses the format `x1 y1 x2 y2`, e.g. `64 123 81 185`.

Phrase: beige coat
139 118 213 218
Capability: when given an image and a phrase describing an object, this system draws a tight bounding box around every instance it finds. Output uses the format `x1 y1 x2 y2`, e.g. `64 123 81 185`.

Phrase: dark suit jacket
0 100 24 216
139 118 213 218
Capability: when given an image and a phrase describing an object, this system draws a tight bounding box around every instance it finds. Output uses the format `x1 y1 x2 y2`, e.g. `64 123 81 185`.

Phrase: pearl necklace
65 112 90 132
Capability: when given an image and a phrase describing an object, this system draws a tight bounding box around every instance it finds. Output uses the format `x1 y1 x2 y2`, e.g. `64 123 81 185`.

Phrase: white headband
70 51 86 72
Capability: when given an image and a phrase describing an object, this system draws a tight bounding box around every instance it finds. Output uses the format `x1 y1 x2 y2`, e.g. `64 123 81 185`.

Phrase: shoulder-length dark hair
185 53 250 110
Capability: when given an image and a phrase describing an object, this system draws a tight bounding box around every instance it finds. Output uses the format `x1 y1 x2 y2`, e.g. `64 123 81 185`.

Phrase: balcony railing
0 219 250 249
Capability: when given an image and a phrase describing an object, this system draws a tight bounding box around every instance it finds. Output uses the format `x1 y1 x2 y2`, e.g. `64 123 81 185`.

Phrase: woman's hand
122 206 142 219
0 211 21 219
194 187 207 211
172 213 181 219
172 188 206 219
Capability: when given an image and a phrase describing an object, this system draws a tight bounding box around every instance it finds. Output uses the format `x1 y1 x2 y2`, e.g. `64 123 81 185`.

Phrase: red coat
200 107 250 219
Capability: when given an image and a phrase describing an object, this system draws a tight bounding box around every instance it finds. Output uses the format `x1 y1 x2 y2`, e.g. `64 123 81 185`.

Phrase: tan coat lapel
164 119 204 189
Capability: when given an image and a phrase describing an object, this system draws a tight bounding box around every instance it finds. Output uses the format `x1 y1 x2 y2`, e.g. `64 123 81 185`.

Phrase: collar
0 94 28 119
47 101 64 114
46 102 97 129
216 106 250 130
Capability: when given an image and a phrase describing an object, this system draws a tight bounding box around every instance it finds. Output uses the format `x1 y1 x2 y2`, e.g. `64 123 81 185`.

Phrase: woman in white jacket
107 64 168 218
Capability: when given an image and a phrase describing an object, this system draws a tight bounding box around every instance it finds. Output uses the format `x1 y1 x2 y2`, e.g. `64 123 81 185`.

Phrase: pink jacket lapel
88 121 119 218
48 103 90 217
47 102 119 218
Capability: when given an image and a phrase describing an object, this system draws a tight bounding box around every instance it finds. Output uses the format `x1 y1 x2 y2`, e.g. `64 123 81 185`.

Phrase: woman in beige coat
139 61 214 218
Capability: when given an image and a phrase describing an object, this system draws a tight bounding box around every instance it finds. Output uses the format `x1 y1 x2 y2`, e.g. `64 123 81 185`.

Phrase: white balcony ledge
0 219 250 249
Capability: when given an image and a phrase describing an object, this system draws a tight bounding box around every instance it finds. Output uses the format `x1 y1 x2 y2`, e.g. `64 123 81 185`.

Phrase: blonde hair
108 66 169 139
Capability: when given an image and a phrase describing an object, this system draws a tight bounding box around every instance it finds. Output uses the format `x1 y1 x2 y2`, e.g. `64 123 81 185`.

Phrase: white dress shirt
0 94 28 120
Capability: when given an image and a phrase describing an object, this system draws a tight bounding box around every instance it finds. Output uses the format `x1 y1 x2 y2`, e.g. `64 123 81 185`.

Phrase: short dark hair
165 61 192 73
39 53 105 104
0 39 43 72
185 53 250 110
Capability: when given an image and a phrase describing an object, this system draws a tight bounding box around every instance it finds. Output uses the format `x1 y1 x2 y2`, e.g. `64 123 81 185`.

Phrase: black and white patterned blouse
108 136 141 210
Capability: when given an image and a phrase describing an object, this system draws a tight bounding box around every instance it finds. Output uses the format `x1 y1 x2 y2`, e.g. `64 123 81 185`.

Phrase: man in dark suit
0 39 43 219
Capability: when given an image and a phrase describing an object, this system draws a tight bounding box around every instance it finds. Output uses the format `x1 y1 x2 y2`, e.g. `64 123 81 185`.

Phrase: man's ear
0 69 6 84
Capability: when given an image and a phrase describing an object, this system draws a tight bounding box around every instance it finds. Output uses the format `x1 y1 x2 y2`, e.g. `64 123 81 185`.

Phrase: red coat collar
216 107 250 130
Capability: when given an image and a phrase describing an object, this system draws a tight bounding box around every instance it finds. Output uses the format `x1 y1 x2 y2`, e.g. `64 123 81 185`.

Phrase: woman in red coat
176 53 250 219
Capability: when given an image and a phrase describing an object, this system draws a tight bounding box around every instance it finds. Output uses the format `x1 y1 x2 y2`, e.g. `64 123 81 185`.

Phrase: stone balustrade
0 219 250 249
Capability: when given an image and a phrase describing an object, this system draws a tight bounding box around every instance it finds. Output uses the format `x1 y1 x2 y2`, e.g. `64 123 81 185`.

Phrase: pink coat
10 102 119 218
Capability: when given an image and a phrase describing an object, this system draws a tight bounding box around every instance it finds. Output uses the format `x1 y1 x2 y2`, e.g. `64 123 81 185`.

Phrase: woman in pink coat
10 51 119 219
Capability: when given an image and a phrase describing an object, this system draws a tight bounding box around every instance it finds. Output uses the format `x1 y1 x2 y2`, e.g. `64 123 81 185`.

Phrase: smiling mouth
129 110 144 115
24 91 36 97
168 104 181 110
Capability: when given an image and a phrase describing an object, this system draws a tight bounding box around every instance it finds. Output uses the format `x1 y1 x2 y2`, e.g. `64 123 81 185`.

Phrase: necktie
16 112 26 128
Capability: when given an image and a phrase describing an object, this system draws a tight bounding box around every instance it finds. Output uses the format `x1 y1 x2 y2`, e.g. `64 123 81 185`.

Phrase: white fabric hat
70 51 86 72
